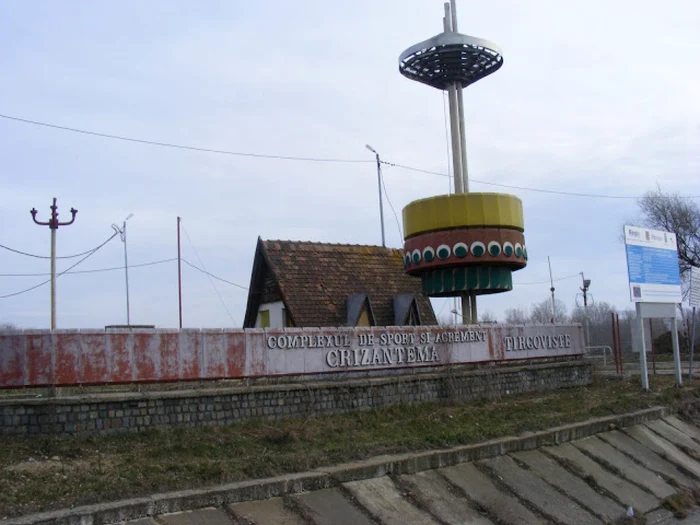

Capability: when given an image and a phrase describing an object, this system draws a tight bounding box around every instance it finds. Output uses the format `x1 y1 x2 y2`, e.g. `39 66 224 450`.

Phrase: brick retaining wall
0 360 591 437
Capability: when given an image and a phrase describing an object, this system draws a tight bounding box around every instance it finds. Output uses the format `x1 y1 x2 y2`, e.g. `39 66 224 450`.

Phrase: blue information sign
624 225 681 303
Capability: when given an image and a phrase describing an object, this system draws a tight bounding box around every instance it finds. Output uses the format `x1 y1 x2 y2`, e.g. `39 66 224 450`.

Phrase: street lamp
365 144 386 247
112 213 134 326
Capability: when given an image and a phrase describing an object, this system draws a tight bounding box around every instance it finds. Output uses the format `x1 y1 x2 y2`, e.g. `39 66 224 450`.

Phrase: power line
0 232 118 299
0 255 249 290
0 235 117 259
5 112 697 200
181 223 238 326
0 113 371 164
379 162 403 241
381 161 700 200
515 272 582 286
182 259 248 290
0 258 177 277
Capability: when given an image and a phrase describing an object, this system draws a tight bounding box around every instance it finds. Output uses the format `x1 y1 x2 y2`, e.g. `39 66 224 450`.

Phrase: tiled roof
244 239 436 327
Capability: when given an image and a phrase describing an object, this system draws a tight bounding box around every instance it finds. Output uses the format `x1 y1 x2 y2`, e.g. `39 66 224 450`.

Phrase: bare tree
0 322 18 332
638 187 700 279
479 310 498 324
571 301 616 346
504 307 528 324
530 297 568 324
571 301 616 326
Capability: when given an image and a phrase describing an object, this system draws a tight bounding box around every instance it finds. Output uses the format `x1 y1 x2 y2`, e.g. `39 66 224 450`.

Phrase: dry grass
1 375 698 518
663 488 700 519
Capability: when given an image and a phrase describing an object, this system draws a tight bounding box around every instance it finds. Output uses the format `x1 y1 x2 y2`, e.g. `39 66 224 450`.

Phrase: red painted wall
0 325 584 388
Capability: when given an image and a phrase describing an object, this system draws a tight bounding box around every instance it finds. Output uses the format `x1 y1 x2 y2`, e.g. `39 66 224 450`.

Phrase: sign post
624 225 682 389
690 266 700 380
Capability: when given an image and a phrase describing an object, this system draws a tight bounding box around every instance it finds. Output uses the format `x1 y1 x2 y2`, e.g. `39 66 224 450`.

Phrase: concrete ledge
0 361 591 436
0 361 582 407
3 405 668 525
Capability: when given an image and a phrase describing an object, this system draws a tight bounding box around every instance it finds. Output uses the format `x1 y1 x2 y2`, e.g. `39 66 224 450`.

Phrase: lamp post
365 144 386 248
112 214 134 326
30 198 78 330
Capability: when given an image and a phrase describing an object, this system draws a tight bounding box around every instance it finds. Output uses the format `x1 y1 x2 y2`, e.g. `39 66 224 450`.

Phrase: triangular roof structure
243 238 437 327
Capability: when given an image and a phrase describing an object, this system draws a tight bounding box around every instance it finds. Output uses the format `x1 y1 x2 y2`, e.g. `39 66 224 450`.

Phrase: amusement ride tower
399 0 526 324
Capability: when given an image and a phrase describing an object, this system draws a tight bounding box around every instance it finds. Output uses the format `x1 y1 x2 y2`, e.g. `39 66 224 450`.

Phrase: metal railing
584 345 613 366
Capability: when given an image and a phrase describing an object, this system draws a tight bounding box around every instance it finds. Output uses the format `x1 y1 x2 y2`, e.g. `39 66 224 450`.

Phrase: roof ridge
263 239 402 252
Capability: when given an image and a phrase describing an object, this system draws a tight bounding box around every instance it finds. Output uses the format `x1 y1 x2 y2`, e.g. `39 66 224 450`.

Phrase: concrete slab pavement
647 420 700 455
398 469 495 525
511 449 624 522
573 436 676 499
439 462 543 525
343 476 442 525
479 455 601 525
228 498 306 525
598 429 698 488
159 508 233 525
543 442 659 513
290 488 374 525
664 415 700 443
624 424 700 479
645 508 676 524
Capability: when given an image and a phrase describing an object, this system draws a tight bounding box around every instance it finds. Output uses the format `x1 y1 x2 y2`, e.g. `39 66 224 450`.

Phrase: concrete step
573 436 676 499
20 407 700 525
543 442 660 513
598 429 698 488
479 454 601 525
511 449 625 522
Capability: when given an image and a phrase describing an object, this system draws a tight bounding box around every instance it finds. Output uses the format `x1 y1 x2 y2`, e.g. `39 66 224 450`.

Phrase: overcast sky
1 0 699 329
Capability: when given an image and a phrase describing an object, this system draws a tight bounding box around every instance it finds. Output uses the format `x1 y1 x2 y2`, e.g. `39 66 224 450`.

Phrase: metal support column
635 303 649 391
690 307 697 380
671 315 683 386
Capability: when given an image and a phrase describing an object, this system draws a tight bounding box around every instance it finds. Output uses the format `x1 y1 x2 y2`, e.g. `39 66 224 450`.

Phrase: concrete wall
0 324 584 388
0 361 592 436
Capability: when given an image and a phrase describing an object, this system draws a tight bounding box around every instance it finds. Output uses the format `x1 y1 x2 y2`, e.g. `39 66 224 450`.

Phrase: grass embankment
1 376 699 518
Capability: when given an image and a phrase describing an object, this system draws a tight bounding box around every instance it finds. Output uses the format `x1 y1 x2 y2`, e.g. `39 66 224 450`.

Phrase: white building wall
255 301 286 328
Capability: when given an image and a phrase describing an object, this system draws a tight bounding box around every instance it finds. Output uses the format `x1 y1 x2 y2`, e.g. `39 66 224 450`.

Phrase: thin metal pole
443 3 463 194
123 221 131 326
671 314 683 386
447 90 464 192
690 307 697 380
611 312 618 374
449 0 459 31
548 256 556 323
456 87 468 192
375 153 385 247
636 303 649 391
649 319 656 375
177 216 183 329
449 0 469 192
616 312 624 374
581 273 590 347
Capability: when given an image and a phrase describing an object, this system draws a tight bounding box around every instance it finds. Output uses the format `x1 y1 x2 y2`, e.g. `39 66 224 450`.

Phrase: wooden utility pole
30 198 78 331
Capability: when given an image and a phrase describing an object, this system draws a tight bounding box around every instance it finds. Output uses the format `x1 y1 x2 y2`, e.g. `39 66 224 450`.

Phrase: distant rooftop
243 238 437 328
